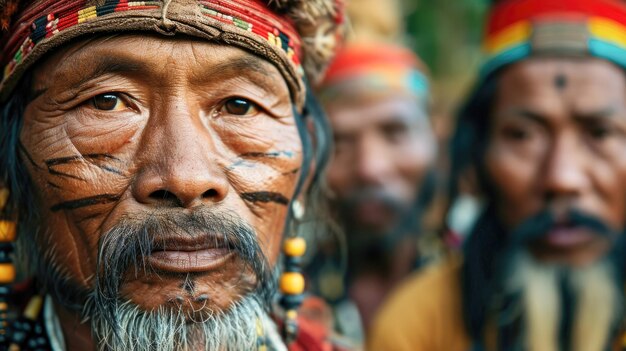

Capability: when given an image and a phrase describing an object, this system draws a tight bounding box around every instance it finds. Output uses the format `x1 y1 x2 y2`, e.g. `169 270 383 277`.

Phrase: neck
54 301 95 351
348 236 418 331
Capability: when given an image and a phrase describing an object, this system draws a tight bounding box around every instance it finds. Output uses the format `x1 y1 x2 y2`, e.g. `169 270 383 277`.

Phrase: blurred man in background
371 0 626 350
309 43 437 344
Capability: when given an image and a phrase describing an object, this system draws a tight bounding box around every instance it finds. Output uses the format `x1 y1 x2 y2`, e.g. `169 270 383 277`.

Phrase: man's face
325 94 435 235
486 57 626 266
20 35 303 315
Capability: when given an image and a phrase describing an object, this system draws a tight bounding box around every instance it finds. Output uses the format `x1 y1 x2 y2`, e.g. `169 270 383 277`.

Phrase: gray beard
83 295 274 351
503 252 623 351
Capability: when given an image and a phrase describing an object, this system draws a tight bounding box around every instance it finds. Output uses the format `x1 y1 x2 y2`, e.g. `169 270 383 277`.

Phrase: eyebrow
70 54 276 88
209 56 274 78
71 57 145 88
572 107 617 120
499 106 620 127
500 108 548 125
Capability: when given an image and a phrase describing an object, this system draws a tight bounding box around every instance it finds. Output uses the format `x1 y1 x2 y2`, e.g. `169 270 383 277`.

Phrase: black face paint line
50 194 121 212
45 153 124 178
240 192 289 206
47 181 61 189
239 151 295 159
18 142 44 170
282 168 300 176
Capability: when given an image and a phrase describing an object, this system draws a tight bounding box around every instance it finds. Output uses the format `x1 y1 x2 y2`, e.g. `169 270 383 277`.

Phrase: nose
355 134 394 186
543 133 589 202
133 102 229 208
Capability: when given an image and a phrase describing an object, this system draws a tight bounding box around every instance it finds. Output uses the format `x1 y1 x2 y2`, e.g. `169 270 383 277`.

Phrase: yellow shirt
368 256 471 351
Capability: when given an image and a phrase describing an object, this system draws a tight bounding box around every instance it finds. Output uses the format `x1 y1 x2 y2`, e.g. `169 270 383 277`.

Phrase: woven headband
0 0 345 108
481 0 626 78
319 43 429 103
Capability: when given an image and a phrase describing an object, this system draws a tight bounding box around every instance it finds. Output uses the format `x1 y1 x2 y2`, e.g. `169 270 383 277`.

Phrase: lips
541 225 597 249
148 236 235 273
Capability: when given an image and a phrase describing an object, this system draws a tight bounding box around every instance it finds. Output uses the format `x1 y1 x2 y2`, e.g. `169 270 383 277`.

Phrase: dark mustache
92 208 274 324
509 208 616 246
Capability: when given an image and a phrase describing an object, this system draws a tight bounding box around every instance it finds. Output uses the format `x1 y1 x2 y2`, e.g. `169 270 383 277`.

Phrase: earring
292 199 305 221
279 235 306 344
0 187 49 350
0 187 16 346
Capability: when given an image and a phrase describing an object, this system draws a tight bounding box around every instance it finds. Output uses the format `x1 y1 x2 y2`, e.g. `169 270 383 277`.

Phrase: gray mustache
91 208 274 326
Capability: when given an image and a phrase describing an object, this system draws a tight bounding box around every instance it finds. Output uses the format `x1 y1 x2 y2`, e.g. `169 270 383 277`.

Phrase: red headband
318 43 429 102
1 0 302 72
321 44 423 84
487 0 626 36
481 0 626 78
0 0 345 106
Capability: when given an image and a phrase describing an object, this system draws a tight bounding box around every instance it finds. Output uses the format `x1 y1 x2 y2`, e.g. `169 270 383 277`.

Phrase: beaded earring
279 200 307 344
0 187 16 346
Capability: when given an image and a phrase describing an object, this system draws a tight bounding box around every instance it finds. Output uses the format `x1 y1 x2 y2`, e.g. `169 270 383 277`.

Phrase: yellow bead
24 296 43 321
286 309 297 320
283 237 306 257
0 221 16 242
0 263 15 284
280 272 305 295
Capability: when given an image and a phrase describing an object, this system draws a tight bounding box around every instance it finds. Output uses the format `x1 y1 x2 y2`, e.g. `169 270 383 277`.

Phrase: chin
118 262 259 316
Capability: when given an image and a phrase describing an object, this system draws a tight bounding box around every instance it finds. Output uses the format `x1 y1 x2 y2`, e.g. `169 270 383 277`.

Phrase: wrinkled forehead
494 57 626 113
30 34 289 94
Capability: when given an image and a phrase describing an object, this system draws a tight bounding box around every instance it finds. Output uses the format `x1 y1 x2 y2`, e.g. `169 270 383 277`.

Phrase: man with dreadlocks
0 0 348 350
308 43 437 344
371 0 626 350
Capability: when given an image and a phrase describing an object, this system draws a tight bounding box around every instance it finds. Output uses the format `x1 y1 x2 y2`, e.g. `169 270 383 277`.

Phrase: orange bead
280 272 305 295
0 221 16 242
283 237 306 257
0 263 15 284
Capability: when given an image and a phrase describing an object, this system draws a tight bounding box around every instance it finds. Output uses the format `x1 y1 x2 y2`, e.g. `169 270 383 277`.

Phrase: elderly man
371 0 626 350
0 0 347 350
310 43 437 341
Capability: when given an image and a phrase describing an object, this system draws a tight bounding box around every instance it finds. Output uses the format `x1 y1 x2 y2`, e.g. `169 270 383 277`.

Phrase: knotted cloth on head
481 0 626 78
0 0 346 109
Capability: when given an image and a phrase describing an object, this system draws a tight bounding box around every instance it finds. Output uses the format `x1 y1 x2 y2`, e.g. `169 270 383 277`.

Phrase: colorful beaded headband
319 43 430 103
481 0 626 77
0 0 345 108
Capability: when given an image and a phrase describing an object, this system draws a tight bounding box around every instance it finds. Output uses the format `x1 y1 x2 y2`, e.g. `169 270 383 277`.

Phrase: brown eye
588 125 612 140
222 98 258 116
92 93 127 111
502 126 530 141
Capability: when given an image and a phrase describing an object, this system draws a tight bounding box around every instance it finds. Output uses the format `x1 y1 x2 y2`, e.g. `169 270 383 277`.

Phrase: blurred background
343 0 490 229
346 0 489 133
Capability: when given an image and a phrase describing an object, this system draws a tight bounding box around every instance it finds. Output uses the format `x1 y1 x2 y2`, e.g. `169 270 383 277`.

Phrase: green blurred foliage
402 0 490 124
405 0 489 77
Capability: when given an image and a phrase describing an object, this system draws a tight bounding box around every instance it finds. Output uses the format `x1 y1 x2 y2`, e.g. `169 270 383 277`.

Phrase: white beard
505 252 622 351
85 295 281 351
